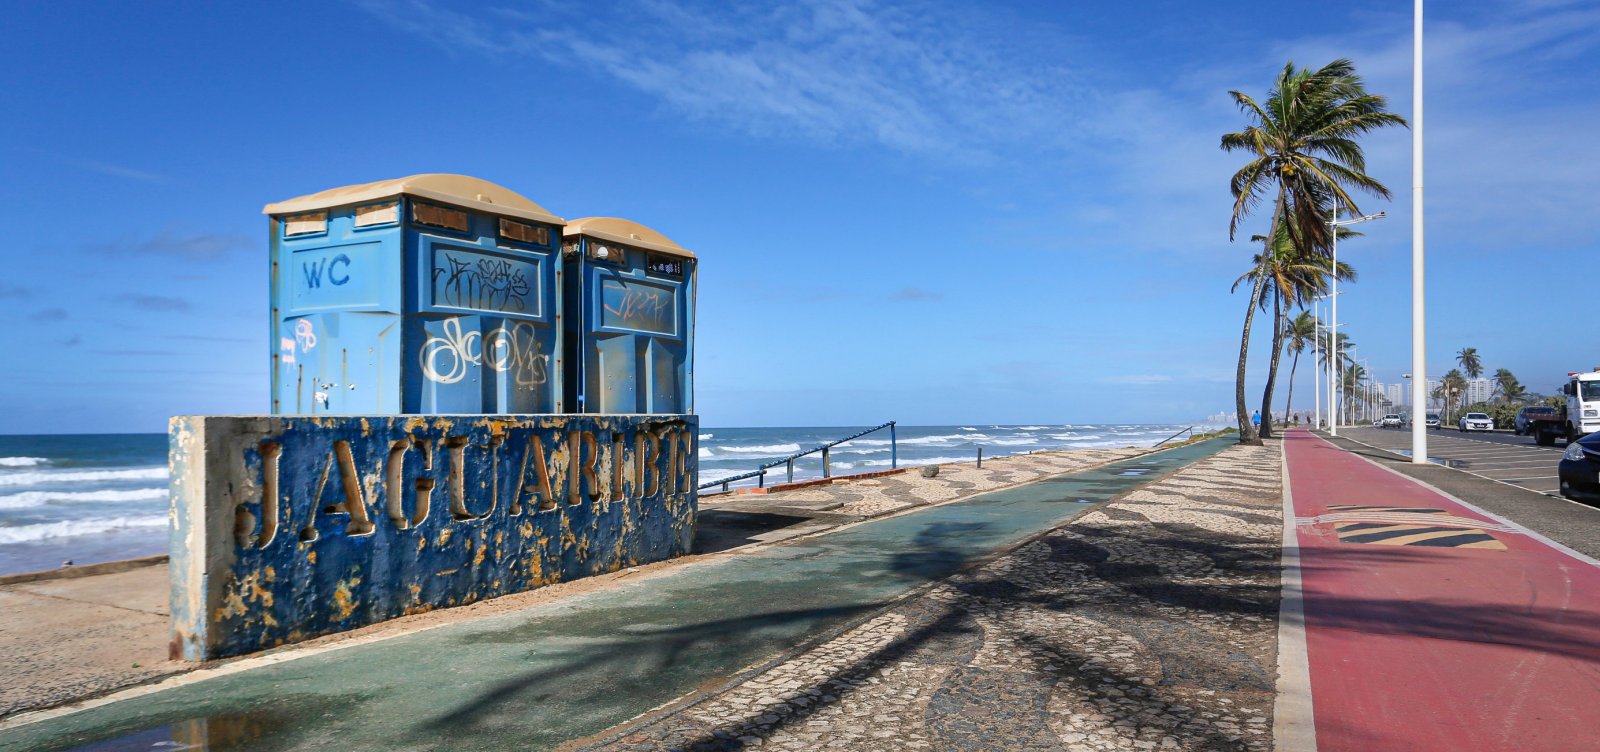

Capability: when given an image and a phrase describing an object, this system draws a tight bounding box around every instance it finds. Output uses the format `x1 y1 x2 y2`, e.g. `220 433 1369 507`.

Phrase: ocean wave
0 515 167 544
698 468 750 484
1048 433 1102 441
699 433 714 440
988 438 1040 446
0 466 168 486
713 443 802 455
895 434 974 446
1014 425 1050 431
858 456 975 468
959 427 979 431
0 457 50 468
828 446 891 455
0 488 167 510
698 448 716 459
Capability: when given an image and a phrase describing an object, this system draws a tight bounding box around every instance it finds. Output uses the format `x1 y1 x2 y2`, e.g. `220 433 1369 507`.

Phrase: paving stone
594 442 1283 752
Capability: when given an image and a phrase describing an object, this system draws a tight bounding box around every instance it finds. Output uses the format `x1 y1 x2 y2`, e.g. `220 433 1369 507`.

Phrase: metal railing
1152 426 1195 447
700 421 897 493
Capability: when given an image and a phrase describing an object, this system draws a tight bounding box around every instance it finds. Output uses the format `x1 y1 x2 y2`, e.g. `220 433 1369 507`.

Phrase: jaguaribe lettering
168 415 698 661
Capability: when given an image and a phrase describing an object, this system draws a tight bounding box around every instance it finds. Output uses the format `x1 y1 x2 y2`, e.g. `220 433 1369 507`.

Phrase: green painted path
9 439 1230 752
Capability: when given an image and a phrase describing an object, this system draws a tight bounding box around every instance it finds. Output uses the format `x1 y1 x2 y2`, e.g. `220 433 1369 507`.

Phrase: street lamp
1313 293 1336 431
1328 207 1382 436
1313 296 1325 429
1411 0 1428 464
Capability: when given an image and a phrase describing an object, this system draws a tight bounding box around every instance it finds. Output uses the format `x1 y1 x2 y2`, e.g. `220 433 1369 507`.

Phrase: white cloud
360 0 1600 257
357 0 1092 160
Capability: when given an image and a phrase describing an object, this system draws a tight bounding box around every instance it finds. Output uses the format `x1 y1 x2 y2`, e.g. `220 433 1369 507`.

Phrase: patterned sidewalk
703 446 1153 528
599 442 1283 752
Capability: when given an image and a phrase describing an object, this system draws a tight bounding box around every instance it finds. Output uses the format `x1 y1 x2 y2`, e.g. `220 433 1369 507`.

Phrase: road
1336 426 1568 496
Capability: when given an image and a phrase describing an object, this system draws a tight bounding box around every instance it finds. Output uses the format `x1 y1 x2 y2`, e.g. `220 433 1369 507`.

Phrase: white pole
1314 304 1322 430
1331 194 1340 436
1411 0 1428 463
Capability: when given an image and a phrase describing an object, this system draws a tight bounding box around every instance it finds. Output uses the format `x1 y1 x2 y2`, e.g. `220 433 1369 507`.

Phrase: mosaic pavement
599 442 1283 752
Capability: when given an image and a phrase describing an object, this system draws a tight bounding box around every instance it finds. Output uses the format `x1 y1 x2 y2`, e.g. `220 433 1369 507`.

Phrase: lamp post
1328 204 1385 437
1313 301 1322 429
1411 0 1428 463
1313 293 1335 430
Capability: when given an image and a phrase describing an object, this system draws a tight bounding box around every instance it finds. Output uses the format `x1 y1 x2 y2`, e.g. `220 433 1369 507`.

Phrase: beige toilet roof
563 217 694 258
262 174 565 225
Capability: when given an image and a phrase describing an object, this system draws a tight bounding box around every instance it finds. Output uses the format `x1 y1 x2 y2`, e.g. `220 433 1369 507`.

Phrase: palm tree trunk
1258 289 1286 438
1235 273 1267 445
1284 348 1301 426
1234 188 1285 446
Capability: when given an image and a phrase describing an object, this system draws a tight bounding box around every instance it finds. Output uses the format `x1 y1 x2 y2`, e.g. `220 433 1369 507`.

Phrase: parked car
1515 406 1558 435
1458 412 1494 432
1559 431 1600 501
1380 414 1403 428
1425 413 1441 430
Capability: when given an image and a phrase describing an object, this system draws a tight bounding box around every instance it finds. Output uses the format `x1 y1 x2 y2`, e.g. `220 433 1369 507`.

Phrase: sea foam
714 443 803 455
0 515 168 544
0 457 50 468
0 488 167 510
0 467 168 486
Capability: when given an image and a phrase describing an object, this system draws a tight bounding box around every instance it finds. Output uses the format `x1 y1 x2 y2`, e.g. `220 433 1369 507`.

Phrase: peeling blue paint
170 414 696 661
268 197 564 415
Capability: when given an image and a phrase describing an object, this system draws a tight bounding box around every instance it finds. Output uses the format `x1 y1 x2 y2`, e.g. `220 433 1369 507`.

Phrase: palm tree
1493 368 1525 403
1436 369 1468 423
1457 347 1483 380
1222 59 1406 444
1318 330 1355 424
1283 310 1317 424
1236 224 1359 438
1341 363 1368 423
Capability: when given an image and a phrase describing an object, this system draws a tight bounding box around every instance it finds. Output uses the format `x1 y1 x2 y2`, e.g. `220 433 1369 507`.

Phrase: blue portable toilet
561 218 696 414
263 174 566 414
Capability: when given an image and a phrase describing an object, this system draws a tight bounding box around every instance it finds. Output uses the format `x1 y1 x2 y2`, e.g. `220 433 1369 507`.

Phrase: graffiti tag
601 282 673 334
420 318 549 387
433 253 531 312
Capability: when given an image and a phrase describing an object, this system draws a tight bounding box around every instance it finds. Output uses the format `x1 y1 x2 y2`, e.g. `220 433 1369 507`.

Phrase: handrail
1152 426 1194 447
700 421 897 492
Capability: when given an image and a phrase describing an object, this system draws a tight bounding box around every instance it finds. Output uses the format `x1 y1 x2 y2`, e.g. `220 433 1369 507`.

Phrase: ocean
0 423 1215 575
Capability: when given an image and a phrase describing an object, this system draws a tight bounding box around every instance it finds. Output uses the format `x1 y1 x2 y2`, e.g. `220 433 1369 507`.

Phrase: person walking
1252 410 1262 432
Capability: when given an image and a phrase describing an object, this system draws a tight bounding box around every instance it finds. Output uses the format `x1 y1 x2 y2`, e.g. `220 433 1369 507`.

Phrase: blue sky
2 0 1597 433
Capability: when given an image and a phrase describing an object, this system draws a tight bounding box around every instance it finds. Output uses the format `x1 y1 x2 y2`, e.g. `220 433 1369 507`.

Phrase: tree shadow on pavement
588 502 1600 751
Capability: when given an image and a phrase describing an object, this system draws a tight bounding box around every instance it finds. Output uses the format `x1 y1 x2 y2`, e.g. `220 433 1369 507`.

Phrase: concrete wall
169 414 697 660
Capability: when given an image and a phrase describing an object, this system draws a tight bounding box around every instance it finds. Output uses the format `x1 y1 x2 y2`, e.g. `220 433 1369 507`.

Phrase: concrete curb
0 555 167 587
726 467 912 495
1272 435 1316 752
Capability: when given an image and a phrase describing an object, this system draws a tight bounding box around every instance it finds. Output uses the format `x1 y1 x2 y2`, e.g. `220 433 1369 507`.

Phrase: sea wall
169 414 697 660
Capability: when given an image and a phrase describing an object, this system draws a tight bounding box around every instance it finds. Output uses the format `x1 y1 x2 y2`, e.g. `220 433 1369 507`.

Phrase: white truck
1528 369 1600 446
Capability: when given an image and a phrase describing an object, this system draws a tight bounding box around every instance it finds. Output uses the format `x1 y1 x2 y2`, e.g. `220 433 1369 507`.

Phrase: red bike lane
1282 430 1600 752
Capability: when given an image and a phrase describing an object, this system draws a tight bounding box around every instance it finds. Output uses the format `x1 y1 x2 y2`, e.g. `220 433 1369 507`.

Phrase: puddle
1392 449 1450 466
64 712 281 751
1117 470 1148 476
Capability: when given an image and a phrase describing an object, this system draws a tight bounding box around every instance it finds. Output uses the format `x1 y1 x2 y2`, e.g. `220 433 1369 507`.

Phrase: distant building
1369 382 1408 412
1466 378 1494 405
